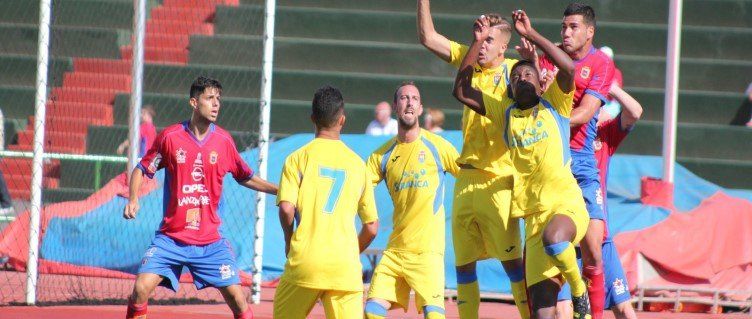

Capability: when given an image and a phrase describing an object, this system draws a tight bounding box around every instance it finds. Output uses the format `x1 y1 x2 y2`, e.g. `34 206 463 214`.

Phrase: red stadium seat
63 72 131 92
49 87 118 104
73 58 131 75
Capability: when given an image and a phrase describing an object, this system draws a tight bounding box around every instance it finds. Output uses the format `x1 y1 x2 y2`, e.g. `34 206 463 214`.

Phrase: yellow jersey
367 129 459 254
277 138 378 291
484 78 583 217
449 40 518 177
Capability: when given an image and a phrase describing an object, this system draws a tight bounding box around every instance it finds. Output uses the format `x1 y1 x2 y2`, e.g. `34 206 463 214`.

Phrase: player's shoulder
589 49 615 67
504 57 519 68
157 122 187 140
420 129 453 150
211 124 233 140
339 143 366 166
372 136 398 156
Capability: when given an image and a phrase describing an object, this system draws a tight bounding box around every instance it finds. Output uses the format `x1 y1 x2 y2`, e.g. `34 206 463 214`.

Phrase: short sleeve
449 40 469 69
543 78 575 117
439 139 460 177
136 130 167 179
276 154 301 206
228 143 254 182
366 152 384 186
584 57 615 105
357 170 378 224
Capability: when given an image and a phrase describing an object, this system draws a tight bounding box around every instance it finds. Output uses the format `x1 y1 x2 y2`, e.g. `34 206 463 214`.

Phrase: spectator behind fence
424 107 445 133
117 106 158 156
0 170 12 215
730 82 752 127
365 101 398 136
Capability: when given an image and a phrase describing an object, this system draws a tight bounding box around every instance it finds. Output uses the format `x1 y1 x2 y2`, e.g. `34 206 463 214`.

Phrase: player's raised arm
512 10 575 92
240 175 278 195
452 16 490 115
609 84 643 130
417 0 452 62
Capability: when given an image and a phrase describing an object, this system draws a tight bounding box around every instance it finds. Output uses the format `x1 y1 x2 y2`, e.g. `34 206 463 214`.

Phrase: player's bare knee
542 215 576 246
579 236 603 266
533 308 557 319
132 280 154 301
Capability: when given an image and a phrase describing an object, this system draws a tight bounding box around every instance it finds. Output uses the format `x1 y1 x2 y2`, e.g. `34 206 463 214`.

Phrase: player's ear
338 113 346 128
189 97 198 109
587 25 595 40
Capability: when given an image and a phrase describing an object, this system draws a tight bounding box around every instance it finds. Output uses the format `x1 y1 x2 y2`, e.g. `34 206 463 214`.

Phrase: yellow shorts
524 200 589 287
452 169 522 265
273 279 363 319
366 250 445 312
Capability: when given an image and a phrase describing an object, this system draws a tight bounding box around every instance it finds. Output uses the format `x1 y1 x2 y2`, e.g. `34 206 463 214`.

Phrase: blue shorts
557 240 631 308
138 233 241 292
571 155 605 220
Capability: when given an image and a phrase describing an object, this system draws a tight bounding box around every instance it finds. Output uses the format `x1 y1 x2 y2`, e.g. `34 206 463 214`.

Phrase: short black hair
510 60 538 78
190 76 223 99
312 85 345 128
564 2 596 27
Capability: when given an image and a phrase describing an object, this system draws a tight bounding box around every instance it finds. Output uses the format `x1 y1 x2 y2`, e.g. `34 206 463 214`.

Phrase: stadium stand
0 0 750 202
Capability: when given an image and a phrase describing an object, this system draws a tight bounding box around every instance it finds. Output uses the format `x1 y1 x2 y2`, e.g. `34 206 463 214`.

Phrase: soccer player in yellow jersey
454 11 592 319
364 81 459 319
275 86 380 319
417 1 536 318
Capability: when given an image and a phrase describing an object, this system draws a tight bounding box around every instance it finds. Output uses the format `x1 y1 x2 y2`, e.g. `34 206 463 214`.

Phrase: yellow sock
510 280 531 319
457 280 480 319
545 241 586 297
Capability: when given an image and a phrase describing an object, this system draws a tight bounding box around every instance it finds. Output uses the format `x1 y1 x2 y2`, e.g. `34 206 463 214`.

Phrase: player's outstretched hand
512 9 534 38
516 37 538 63
123 200 139 219
540 68 557 93
473 15 490 42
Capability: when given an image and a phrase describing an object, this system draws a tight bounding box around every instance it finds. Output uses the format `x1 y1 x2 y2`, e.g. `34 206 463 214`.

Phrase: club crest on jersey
494 73 502 86
418 150 426 163
594 137 603 151
580 66 591 79
210 151 218 165
612 278 626 295
176 148 187 164
219 264 235 280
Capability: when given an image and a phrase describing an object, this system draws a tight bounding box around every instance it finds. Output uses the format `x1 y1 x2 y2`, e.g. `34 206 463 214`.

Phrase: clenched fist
123 200 140 219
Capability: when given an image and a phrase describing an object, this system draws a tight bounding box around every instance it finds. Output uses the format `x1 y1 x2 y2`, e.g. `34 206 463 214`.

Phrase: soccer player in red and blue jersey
539 3 615 318
558 83 643 319
123 76 278 319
